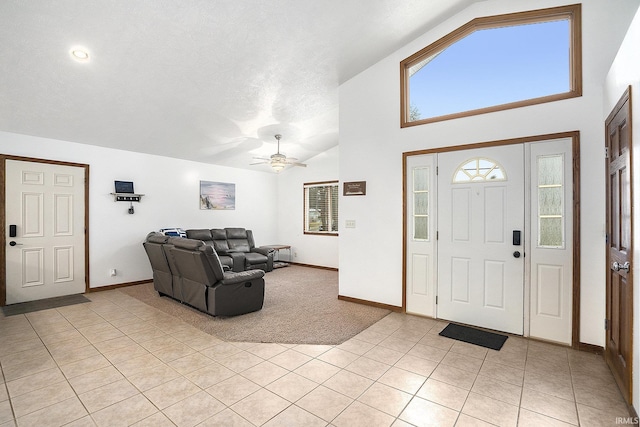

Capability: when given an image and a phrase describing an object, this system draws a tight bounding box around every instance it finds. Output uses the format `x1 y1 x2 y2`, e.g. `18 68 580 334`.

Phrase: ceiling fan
251 134 307 172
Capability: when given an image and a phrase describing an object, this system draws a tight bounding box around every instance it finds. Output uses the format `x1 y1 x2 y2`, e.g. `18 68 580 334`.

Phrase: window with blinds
304 181 339 235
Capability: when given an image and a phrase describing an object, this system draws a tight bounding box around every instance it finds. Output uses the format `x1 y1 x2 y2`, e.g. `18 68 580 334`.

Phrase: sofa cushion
212 240 230 254
146 232 169 244
211 229 227 240
244 252 267 266
173 238 205 251
186 229 213 241
226 228 248 239
208 229 229 254
228 240 250 253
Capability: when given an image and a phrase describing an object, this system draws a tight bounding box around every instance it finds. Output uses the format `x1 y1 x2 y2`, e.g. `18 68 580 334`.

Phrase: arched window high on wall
400 4 582 127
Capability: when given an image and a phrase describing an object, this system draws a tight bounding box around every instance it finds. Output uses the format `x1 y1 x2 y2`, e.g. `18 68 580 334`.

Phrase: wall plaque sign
343 181 366 196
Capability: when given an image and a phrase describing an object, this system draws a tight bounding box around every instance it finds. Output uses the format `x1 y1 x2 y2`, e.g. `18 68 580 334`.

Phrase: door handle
9 241 23 246
513 251 521 258
612 261 630 272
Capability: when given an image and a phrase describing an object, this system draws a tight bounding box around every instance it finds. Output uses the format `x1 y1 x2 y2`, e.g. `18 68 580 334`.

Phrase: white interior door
5 159 86 304
437 145 525 335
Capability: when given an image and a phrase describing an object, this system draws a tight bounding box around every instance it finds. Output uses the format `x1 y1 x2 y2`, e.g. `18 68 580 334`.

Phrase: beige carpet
119 265 391 345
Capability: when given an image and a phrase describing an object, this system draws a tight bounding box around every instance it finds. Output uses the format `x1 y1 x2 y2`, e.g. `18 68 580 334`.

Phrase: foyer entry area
404 133 578 345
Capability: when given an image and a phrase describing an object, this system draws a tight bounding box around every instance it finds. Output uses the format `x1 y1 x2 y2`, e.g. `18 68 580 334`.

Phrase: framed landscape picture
200 181 235 210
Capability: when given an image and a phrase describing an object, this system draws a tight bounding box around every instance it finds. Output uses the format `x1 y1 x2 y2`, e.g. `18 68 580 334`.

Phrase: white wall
277 146 339 268
604 6 640 412
338 0 639 346
0 131 278 288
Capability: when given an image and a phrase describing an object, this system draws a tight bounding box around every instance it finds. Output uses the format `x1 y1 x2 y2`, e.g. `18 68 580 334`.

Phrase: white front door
437 145 525 335
5 159 86 304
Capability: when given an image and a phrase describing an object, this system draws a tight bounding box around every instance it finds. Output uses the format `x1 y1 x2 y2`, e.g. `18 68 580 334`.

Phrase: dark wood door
605 86 633 405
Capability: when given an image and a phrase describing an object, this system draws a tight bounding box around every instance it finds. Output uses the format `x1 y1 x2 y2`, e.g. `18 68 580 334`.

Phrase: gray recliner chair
143 232 184 301
169 238 265 316
143 232 175 298
224 227 273 272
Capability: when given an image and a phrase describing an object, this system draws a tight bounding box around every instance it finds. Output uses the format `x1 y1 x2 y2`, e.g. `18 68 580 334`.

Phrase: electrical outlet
345 220 356 228
109 269 117 277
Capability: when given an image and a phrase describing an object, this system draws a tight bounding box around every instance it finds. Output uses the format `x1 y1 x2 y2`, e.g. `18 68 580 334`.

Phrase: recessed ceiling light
70 48 90 62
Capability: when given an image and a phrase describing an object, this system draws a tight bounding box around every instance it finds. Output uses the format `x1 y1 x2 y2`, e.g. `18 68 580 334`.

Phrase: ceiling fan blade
250 160 269 165
290 162 307 167
252 156 270 161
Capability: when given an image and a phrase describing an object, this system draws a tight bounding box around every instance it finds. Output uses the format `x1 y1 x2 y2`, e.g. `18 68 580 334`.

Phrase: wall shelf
110 193 144 202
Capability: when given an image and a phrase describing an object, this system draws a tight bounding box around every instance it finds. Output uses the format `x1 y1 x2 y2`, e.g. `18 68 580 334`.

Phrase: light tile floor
0 289 632 426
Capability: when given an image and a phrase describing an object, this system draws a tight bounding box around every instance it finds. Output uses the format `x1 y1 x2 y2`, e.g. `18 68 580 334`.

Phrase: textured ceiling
0 0 478 171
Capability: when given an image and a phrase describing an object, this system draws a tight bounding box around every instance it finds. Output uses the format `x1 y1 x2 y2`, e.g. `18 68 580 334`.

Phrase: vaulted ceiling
0 0 480 171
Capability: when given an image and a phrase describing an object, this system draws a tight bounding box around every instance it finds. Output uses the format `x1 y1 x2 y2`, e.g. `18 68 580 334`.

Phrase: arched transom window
400 4 582 127
453 158 506 183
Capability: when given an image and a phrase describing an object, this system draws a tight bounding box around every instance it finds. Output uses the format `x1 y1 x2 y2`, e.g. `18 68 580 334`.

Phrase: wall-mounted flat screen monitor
114 180 134 194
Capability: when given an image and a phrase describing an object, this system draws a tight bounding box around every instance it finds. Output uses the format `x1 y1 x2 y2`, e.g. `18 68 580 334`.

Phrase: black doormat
1 294 90 316
439 323 508 351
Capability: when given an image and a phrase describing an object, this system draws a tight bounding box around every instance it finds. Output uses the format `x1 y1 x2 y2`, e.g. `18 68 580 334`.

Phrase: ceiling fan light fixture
251 134 307 172
271 161 286 172
271 135 286 172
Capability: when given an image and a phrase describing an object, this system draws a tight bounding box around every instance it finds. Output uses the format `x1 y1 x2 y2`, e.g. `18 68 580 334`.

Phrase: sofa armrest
228 252 246 272
252 247 274 272
251 247 271 256
219 270 265 286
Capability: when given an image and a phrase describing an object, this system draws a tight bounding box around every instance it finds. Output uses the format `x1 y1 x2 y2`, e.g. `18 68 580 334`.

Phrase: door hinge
604 318 609 330
605 147 609 159
436 231 439 240
435 295 438 305
436 166 438 175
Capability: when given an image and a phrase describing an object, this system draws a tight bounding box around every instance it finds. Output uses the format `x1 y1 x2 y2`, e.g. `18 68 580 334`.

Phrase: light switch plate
345 220 356 228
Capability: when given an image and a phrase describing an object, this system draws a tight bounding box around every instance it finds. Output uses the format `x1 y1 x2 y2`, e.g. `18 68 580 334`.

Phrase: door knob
9 241 22 246
513 251 521 258
612 261 630 272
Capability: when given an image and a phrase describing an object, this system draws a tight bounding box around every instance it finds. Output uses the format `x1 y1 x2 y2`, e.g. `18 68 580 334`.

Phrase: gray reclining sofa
185 228 274 272
143 232 265 316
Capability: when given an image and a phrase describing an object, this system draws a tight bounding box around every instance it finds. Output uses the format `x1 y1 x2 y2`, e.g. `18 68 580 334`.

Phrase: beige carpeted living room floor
119 265 391 345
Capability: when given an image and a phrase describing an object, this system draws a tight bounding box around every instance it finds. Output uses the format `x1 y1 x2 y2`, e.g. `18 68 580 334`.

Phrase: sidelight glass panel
413 167 429 240
537 154 564 248
414 217 428 240
538 156 563 185
539 187 562 216
540 217 563 247
414 193 428 215
414 167 429 191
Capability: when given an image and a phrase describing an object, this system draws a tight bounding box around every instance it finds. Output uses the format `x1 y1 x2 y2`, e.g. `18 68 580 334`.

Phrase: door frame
0 155 90 306
402 131 582 348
